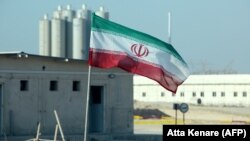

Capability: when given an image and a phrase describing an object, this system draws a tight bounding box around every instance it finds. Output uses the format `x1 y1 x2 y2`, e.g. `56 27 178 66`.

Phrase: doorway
89 86 104 133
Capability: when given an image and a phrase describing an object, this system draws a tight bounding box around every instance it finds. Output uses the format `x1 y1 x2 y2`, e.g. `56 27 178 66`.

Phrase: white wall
134 74 250 107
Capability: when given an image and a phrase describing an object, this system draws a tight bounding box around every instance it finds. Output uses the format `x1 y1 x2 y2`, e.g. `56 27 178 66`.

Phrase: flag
89 13 190 93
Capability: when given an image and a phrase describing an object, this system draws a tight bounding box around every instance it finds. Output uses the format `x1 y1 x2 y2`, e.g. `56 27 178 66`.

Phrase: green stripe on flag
91 13 188 66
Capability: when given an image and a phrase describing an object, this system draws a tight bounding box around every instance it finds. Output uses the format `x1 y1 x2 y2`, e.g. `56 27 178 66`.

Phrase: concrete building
0 52 133 139
0 5 163 141
134 74 250 107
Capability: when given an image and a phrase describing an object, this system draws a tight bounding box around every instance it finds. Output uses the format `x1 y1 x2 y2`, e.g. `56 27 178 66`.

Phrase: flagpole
168 11 178 124
168 12 171 44
84 65 91 141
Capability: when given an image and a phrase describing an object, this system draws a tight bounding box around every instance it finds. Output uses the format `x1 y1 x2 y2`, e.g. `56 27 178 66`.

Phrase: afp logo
131 44 149 58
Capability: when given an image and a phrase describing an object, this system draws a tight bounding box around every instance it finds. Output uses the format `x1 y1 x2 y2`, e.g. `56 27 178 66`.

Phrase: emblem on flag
131 44 149 58
89 13 190 93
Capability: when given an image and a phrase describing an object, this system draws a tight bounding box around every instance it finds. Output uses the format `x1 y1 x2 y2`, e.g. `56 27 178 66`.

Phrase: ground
133 101 250 134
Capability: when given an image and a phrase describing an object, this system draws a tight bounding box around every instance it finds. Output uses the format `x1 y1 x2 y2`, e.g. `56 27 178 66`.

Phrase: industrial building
0 4 141 141
4 3 249 141
134 74 250 107
0 4 163 141
0 51 133 138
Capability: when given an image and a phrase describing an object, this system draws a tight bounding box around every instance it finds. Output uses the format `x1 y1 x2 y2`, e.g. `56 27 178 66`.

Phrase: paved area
134 124 163 135
133 101 250 134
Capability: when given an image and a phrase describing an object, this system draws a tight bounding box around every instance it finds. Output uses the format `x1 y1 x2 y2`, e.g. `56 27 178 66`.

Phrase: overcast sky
0 0 249 74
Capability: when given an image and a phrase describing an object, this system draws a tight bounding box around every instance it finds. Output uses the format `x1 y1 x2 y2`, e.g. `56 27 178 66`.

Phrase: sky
0 0 250 74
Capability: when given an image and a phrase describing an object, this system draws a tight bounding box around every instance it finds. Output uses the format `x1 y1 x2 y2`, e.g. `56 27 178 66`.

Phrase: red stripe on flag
89 49 182 93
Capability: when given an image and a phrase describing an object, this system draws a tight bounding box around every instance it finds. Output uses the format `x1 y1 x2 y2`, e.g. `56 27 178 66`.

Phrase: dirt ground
133 101 250 134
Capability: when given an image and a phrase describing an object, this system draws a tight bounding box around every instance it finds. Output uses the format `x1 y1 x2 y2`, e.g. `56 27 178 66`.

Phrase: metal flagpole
168 11 178 125
84 65 92 141
168 12 171 44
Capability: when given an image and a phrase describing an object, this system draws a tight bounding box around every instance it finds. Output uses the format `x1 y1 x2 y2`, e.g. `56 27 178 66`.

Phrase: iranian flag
89 14 189 93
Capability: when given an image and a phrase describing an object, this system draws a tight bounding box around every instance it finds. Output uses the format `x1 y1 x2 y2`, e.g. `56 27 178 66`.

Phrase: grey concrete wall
0 54 133 136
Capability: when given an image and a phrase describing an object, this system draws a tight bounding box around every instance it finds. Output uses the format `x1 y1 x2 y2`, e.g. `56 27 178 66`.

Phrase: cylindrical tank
39 14 51 56
62 4 76 58
62 4 75 22
95 6 109 19
74 4 92 60
72 13 87 60
51 16 66 57
53 5 63 19
76 4 91 20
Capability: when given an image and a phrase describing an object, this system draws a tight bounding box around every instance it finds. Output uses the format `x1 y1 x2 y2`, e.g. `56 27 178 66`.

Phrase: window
221 92 225 97
180 92 184 97
142 92 146 97
20 80 28 91
72 81 80 91
192 92 196 97
50 80 58 91
243 92 247 97
161 92 165 97
212 92 216 97
200 92 204 97
233 92 238 97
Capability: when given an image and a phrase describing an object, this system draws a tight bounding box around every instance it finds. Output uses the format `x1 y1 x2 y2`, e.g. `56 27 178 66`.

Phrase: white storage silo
62 4 76 58
51 13 66 58
95 6 109 19
72 4 92 60
62 4 75 22
72 13 87 60
77 4 91 20
39 14 51 56
53 5 63 19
